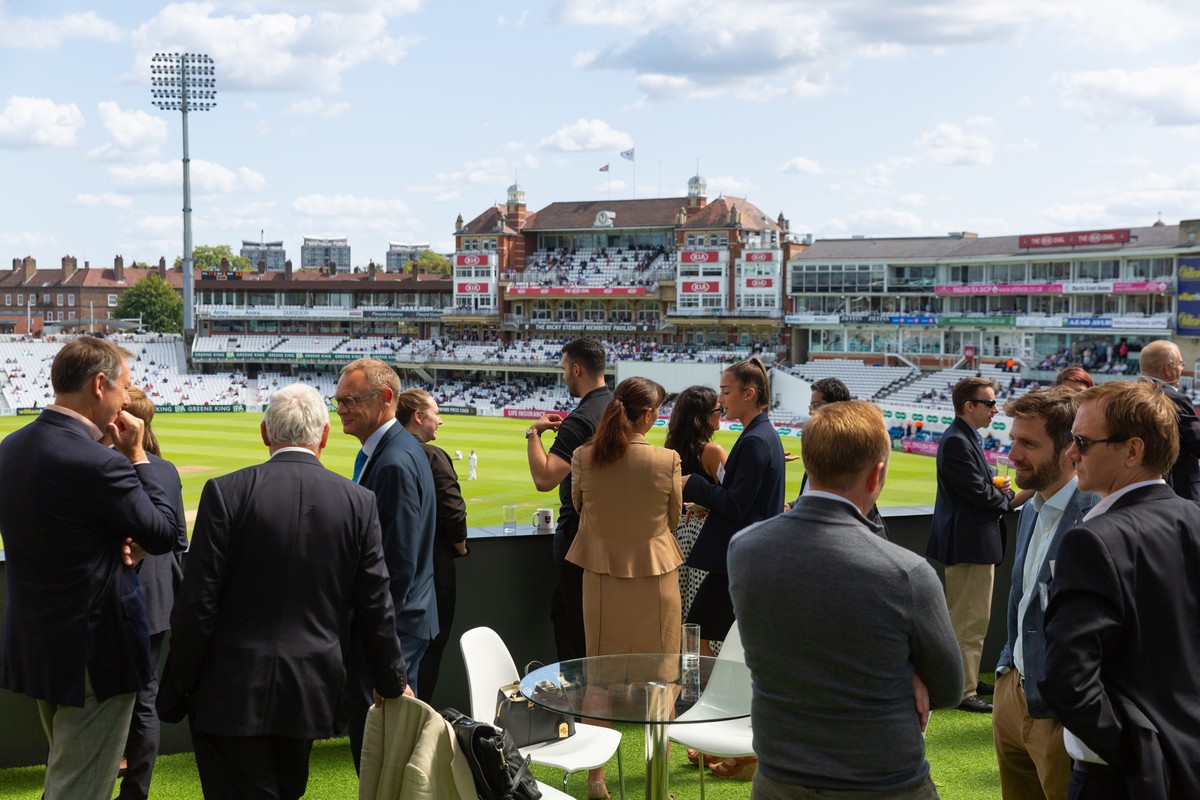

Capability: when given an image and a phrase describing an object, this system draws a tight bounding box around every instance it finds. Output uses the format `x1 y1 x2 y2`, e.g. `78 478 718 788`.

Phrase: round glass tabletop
519 653 751 725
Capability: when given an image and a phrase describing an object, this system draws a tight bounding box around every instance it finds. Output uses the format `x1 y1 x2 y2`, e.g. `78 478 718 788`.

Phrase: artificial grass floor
0 707 1001 799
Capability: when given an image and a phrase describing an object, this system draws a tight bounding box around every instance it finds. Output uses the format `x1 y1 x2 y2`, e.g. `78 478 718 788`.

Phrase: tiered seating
517 246 673 288
881 364 1039 410
789 359 917 400
256 371 338 406
271 336 345 355
192 335 284 355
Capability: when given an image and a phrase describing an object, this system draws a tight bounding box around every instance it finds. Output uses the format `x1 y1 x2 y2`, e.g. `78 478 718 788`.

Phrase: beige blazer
358 695 478 800
568 434 684 578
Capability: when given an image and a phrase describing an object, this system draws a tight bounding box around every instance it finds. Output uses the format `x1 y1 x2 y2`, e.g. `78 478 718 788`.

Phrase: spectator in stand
664 385 728 622
395 389 469 705
1053 367 1094 393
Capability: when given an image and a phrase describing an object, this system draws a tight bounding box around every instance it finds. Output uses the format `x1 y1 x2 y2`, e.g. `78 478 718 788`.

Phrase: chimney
368 262 378 281
20 256 36 284
257 259 266 275
1180 219 1200 246
158 256 167 280
284 259 293 281
113 255 125 283
62 256 77 282
219 256 230 271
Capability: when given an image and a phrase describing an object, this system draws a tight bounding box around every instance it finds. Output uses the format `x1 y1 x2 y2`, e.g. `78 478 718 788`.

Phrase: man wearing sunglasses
1039 380 1200 799
928 376 1015 714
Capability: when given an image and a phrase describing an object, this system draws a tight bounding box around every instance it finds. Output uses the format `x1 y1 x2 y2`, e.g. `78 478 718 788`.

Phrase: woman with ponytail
567 376 683 800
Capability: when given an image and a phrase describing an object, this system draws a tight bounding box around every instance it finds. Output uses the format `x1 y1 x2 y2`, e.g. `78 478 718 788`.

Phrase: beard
1015 455 1064 493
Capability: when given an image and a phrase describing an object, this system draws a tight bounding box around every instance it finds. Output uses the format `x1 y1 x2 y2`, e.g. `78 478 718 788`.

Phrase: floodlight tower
150 53 216 343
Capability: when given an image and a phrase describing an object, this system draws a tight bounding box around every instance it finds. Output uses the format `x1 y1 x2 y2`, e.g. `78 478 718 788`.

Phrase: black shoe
958 695 993 713
977 681 995 696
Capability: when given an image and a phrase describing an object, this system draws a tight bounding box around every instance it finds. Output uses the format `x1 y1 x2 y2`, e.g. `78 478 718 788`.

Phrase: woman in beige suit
568 376 683 800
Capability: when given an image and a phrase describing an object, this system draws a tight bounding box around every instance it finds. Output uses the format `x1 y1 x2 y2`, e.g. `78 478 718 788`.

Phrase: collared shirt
1064 476 1166 764
356 417 397 483
1014 476 1077 675
271 446 317 458
804 489 863 516
46 403 103 441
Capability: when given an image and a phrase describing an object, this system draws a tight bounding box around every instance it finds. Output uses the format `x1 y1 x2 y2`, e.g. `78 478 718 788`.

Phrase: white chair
667 622 754 799
460 626 625 799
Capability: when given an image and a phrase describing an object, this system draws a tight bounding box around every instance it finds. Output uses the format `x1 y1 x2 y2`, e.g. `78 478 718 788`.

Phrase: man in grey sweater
729 401 962 799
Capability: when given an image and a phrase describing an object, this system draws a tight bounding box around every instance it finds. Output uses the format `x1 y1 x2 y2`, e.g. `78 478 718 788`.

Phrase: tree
112 274 183 333
173 244 251 272
414 249 451 275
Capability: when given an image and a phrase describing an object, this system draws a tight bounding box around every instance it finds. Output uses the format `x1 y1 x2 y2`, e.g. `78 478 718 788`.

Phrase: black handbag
440 707 542 800
494 680 575 747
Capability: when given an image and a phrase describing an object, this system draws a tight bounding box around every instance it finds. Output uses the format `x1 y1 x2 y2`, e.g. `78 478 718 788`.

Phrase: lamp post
150 52 216 346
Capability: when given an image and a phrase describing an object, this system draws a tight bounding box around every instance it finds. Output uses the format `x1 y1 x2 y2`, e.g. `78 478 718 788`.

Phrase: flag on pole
599 164 609 172
620 148 635 161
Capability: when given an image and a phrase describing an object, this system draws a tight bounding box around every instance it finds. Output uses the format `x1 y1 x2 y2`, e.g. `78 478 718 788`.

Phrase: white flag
620 148 635 162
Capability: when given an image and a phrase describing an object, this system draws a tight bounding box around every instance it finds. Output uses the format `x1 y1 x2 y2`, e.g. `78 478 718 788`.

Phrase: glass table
520 654 752 800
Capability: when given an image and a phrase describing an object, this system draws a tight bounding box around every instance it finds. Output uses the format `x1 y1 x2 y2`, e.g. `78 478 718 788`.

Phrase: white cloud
130 3 421 94
824 208 924 236
437 157 520 186
1037 202 1107 227
72 193 135 209
538 119 633 152
897 193 927 207
284 97 351 119
87 101 168 161
1061 63 1200 129
915 122 995 166
497 10 530 27
109 160 267 193
292 194 410 217
781 156 821 175
251 119 272 137
707 175 755 196
0 96 85 148
0 4 123 49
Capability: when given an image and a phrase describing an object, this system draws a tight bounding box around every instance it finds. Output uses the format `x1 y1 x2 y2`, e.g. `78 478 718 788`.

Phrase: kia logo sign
457 282 486 293
465 283 481 292
748 278 770 288
691 252 710 262
463 255 481 266
692 282 711 292
747 252 771 262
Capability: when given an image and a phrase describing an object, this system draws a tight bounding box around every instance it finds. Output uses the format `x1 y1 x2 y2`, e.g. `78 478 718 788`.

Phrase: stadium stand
787 359 918 400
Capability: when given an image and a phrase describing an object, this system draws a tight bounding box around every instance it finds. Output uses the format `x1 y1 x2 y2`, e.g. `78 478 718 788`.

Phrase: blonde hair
1076 380 1179 477
127 387 160 457
801 401 889 491
396 388 434 426
340 358 400 407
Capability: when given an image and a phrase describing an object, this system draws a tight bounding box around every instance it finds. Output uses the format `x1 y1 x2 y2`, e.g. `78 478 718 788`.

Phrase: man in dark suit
1138 339 1200 500
1040 380 1200 799
927 376 1015 713
166 383 408 798
0 336 180 800
335 357 436 770
993 387 1098 800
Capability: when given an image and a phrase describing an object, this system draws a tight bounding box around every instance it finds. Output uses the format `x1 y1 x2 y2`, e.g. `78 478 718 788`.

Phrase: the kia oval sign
456 282 487 294
680 250 720 263
682 281 721 293
455 254 487 266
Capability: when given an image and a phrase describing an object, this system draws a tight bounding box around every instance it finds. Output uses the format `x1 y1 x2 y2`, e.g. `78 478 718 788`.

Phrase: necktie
352 448 368 482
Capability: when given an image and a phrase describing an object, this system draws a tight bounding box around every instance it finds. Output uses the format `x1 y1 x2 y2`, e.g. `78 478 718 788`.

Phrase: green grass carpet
0 709 1001 799
0 412 940 546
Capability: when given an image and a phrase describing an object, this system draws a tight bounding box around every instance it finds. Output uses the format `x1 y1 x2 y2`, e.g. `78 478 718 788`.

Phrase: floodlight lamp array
149 53 217 112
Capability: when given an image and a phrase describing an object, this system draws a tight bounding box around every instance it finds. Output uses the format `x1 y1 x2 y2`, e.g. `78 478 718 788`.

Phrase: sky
3 0 1200 269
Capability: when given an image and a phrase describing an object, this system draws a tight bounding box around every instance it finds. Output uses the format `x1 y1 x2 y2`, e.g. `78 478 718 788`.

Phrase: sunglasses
969 398 998 408
1070 433 1131 454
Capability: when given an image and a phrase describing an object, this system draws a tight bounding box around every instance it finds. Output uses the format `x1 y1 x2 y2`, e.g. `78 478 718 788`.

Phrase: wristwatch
525 426 539 439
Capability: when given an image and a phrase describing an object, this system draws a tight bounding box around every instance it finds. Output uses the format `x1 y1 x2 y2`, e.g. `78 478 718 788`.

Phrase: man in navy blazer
167 383 407 798
335 357 436 771
0 336 180 800
992 387 1097 800
1040 380 1200 799
1138 340 1200 501
927 376 1014 713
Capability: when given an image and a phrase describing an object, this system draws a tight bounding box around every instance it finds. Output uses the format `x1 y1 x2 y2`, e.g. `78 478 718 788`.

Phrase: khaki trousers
37 672 136 800
943 562 994 699
992 670 1071 800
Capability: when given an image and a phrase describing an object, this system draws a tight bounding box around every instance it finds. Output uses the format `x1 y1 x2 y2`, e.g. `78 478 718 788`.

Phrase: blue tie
352 448 368 482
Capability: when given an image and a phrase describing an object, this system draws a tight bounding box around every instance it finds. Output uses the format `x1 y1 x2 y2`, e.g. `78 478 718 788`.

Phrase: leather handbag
494 681 575 747
440 707 542 800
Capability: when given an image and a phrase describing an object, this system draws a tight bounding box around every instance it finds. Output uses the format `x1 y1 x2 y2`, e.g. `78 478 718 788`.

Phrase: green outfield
0 412 940 544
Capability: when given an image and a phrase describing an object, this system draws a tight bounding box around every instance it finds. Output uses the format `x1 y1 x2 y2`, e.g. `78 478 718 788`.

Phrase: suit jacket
684 412 786 575
926 416 1010 566
567 434 683 578
0 409 180 706
995 483 1097 717
796 473 888 539
361 423 439 641
167 450 406 738
358 696 478 800
138 452 189 636
421 443 467 554
1162 383 1200 501
1039 483 1200 798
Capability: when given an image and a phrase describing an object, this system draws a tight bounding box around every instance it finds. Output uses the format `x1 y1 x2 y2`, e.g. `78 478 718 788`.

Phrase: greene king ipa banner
1177 257 1200 336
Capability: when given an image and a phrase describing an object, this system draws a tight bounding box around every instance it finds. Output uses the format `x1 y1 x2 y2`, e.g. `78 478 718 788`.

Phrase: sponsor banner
1064 317 1113 328
506 287 647 296
200 271 243 281
1110 317 1170 330
1063 281 1113 294
935 283 1063 296
456 282 489 294
504 407 565 420
744 277 774 289
518 322 657 332
1018 229 1131 248
155 404 248 413
455 254 490 267
680 281 722 294
15 407 40 416
901 438 939 456
364 308 444 319
1113 281 1170 293
439 404 477 416
785 314 840 325
1177 257 1200 335
939 316 1015 327
743 251 775 262
679 250 721 264
890 315 937 325
203 307 367 319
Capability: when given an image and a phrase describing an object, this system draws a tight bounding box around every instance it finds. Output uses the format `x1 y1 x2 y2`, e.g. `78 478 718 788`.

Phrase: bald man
1139 340 1200 501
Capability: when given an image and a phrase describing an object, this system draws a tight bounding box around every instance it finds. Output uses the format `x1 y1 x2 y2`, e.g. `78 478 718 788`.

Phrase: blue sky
2 0 1199 268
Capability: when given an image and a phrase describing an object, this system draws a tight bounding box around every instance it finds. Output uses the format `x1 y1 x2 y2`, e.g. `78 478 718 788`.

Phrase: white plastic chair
666 622 754 800
460 626 625 798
